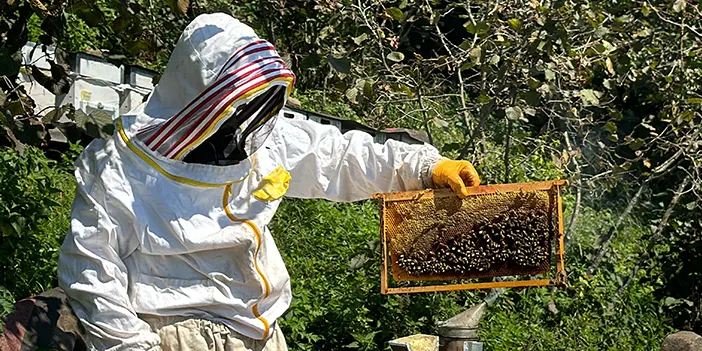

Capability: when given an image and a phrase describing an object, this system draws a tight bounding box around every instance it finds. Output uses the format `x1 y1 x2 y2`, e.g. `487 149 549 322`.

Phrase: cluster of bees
396 207 551 276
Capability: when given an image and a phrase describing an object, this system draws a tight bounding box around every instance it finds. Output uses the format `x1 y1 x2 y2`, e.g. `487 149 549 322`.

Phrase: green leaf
460 61 475 71
680 110 694 122
616 15 634 24
507 19 521 30
642 4 650 16
580 89 601 106
673 0 686 12
126 40 152 56
10 221 22 236
0 286 15 317
664 297 680 306
349 254 369 271
595 26 610 38
477 94 491 104
464 21 490 35
505 106 525 122
345 87 358 104
524 90 541 106
387 52 405 62
545 69 555 81
685 202 697 210
628 138 645 151
386 7 405 21
489 55 500 65
74 4 106 27
604 121 617 133
458 40 472 50
432 117 449 129
469 47 482 64
327 55 351 74
73 109 114 139
42 105 72 124
442 142 462 152
44 198 61 208
686 97 702 105
0 50 22 77
111 15 131 32
344 341 360 349
352 33 369 45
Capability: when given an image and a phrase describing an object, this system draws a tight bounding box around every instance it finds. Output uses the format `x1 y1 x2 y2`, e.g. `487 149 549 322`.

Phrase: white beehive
18 42 56 114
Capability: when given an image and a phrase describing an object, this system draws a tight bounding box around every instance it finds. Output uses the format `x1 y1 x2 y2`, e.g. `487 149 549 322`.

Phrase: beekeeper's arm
58 150 160 351
272 118 480 202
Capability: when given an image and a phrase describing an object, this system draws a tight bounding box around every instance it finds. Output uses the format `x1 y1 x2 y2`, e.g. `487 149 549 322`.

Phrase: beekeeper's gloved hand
432 159 481 198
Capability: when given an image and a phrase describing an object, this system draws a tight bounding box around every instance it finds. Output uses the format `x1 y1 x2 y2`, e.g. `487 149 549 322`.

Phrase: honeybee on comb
388 190 553 280
375 180 567 293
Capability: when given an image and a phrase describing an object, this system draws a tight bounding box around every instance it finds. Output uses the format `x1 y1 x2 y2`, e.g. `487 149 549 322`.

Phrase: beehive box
374 180 567 294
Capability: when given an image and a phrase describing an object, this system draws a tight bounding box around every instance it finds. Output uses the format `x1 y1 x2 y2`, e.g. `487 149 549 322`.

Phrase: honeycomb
381 189 557 282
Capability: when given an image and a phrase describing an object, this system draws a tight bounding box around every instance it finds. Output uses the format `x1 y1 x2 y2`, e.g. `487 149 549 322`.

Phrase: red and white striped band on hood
136 39 296 160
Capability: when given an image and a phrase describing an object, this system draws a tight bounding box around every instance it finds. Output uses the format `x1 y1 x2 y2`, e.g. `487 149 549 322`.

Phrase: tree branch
504 118 512 183
587 182 647 276
564 131 582 248
416 84 434 145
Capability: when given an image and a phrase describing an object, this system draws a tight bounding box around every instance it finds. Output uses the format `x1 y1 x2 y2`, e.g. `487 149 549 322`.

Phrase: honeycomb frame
373 180 567 294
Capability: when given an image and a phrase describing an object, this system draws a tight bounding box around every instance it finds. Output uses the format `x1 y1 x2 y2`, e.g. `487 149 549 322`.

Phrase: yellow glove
431 159 481 198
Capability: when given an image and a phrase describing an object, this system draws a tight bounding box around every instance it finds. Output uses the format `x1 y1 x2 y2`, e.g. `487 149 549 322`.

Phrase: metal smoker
386 302 486 351
388 288 506 351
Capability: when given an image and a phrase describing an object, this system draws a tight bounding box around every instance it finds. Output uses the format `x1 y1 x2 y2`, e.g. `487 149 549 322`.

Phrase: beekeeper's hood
128 13 295 164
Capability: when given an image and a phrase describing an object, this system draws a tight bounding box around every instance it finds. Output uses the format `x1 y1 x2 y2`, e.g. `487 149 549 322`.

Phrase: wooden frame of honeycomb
373 180 567 294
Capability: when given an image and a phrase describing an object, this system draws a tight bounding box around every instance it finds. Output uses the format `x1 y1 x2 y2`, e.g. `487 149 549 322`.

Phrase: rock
0 288 85 351
661 331 702 351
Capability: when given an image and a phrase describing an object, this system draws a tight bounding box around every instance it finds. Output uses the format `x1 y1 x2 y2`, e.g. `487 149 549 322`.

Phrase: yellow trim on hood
116 119 247 188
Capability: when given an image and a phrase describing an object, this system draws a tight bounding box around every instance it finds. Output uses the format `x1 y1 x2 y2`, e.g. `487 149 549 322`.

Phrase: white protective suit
57 13 442 351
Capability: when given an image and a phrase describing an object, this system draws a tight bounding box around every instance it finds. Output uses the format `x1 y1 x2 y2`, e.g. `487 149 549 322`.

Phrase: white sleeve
57 151 161 351
272 118 442 202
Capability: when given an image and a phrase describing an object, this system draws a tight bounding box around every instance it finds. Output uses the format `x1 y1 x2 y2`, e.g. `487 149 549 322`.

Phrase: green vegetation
2 0 702 349
0 142 676 350
0 146 75 299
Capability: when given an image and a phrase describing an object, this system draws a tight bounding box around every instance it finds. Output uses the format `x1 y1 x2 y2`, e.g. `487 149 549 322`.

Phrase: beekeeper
57 13 481 351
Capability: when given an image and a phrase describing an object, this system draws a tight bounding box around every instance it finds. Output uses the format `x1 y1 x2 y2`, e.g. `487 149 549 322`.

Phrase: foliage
271 199 469 350
0 146 75 300
1 0 702 346
269 192 673 350
652 210 702 333
0 286 14 319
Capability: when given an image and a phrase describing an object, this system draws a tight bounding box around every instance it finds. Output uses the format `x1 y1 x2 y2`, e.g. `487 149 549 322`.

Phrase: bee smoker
387 301 487 351
437 301 485 351
388 286 504 351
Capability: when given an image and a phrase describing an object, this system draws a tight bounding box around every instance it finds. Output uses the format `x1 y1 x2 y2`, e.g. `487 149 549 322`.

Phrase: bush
0 146 75 301
270 198 473 350
271 194 672 350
